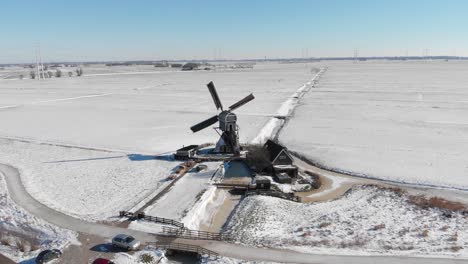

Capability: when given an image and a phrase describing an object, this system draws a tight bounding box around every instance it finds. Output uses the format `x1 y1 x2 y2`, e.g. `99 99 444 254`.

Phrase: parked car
92 258 115 264
111 234 140 250
35 249 62 263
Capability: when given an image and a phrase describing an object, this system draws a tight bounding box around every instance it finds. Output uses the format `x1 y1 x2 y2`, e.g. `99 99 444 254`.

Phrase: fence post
137 212 145 219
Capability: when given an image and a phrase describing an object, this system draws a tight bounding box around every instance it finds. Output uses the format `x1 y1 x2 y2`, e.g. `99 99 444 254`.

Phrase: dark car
92 258 115 264
35 249 62 264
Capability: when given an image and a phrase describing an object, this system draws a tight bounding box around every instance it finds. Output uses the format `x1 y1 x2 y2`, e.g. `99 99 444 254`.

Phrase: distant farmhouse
153 61 169 67
182 62 200 71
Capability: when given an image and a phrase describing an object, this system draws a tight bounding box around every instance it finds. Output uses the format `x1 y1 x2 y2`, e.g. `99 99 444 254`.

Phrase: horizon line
1 55 466 66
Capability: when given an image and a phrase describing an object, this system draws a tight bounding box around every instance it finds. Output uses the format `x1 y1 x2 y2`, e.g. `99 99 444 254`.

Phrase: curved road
1 163 466 263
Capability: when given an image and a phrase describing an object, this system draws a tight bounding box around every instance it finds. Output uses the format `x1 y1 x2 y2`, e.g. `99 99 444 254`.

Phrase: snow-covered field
0 62 313 220
0 62 313 153
0 62 314 261
280 60 468 189
130 162 221 232
226 186 467 258
0 170 77 262
0 139 179 221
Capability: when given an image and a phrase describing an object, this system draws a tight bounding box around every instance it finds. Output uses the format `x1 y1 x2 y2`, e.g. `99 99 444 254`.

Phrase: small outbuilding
174 145 198 160
274 172 292 184
254 176 271 190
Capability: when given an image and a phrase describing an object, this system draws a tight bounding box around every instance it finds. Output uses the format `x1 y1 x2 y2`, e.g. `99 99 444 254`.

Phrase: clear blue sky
1 0 467 63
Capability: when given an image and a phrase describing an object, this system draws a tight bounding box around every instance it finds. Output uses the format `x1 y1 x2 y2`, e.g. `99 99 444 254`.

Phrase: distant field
0 62 314 153
280 60 468 189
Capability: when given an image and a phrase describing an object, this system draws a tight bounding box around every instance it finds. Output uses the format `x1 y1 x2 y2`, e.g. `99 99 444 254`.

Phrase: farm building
181 62 200 71
264 140 298 178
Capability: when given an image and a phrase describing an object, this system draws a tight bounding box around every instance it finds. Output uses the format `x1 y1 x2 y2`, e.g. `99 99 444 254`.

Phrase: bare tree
30 71 35 79
76 67 83 76
55 69 62 78
47 71 53 78
68 71 73 77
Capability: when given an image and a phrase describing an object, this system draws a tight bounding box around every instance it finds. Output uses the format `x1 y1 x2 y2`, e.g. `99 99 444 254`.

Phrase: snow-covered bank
251 68 325 144
0 170 77 262
280 61 468 189
226 186 467 258
111 248 167 264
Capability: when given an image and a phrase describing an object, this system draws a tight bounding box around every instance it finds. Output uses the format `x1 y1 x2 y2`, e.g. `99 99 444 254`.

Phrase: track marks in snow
0 93 113 110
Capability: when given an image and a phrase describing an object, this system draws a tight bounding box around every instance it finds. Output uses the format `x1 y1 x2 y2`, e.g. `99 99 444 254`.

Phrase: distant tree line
27 67 83 79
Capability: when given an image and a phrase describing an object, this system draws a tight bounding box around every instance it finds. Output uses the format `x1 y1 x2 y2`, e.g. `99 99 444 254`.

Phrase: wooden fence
119 211 185 229
161 226 231 241
147 242 218 257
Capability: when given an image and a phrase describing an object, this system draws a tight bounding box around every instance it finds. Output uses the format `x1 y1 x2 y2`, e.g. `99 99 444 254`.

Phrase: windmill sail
207 81 223 110
228 93 255 111
190 115 219 133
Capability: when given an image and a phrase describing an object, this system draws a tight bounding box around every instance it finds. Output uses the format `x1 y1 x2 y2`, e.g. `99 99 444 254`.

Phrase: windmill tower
190 81 255 155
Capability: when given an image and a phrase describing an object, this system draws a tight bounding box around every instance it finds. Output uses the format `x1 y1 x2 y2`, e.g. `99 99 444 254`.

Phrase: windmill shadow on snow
44 153 174 164
127 153 174 161
43 155 125 164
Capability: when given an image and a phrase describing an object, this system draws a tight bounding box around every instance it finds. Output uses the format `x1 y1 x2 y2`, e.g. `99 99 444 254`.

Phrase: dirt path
199 189 241 232
293 155 372 202
0 253 15 264
293 155 468 204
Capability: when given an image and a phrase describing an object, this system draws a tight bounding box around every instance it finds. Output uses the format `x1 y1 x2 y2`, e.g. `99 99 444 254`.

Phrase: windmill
190 81 254 155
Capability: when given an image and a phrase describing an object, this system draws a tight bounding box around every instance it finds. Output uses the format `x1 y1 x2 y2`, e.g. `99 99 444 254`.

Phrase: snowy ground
0 62 314 261
225 186 467 258
280 60 468 189
129 162 221 232
0 138 179 221
0 62 314 153
111 247 167 264
0 170 77 262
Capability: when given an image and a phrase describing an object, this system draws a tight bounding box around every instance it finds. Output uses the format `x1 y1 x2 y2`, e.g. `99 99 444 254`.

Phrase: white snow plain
225 186 467 258
0 138 179 221
280 60 468 190
0 62 314 221
0 63 314 153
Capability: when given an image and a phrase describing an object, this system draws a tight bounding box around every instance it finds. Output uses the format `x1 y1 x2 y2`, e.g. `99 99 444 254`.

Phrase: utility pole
38 43 45 79
35 44 39 80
